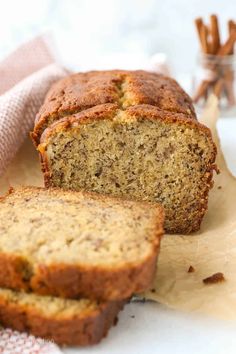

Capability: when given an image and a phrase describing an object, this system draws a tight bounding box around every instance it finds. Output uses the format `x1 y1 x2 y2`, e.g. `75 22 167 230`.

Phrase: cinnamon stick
217 31 236 56
201 24 210 54
228 20 236 35
228 20 236 54
193 80 210 102
213 78 224 98
224 67 235 106
195 18 211 54
224 80 235 106
195 18 204 51
210 14 221 54
194 15 236 107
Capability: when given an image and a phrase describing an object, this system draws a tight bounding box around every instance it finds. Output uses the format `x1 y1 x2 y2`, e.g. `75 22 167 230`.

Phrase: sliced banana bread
0 187 163 300
32 70 216 234
0 288 125 346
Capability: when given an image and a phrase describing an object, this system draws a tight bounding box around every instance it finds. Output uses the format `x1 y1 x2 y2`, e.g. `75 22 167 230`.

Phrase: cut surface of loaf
38 102 216 234
0 187 163 300
0 288 125 346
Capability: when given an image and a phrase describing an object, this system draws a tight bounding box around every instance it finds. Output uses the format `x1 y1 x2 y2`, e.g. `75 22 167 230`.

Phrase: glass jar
192 53 236 115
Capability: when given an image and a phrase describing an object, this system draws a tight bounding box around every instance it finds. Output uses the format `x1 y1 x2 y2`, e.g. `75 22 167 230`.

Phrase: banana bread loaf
31 70 196 145
0 288 125 346
0 186 163 300
32 70 216 234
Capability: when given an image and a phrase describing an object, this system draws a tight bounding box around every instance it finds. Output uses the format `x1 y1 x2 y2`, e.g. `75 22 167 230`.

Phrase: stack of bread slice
0 187 164 346
1 69 216 346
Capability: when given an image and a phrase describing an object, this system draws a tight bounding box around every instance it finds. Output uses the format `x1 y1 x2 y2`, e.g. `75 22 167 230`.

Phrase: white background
0 0 235 74
0 1 236 353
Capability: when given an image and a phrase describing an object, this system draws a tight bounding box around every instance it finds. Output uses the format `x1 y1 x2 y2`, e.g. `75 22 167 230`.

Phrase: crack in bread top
32 70 196 145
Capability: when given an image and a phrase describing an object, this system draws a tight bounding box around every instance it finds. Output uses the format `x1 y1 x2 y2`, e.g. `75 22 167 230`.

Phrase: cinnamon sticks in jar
193 15 236 108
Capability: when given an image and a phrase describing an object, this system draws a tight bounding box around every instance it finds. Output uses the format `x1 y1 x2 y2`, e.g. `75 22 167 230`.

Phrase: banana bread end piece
0 288 125 346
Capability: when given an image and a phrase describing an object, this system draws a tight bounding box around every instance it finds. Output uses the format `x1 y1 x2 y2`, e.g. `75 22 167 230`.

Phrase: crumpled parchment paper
0 137 43 192
145 95 236 320
0 95 235 320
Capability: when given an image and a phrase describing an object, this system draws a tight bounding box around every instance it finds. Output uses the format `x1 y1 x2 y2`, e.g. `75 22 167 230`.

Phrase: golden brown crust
0 186 164 300
0 294 125 346
31 70 196 145
38 103 212 148
39 103 119 147
0 250 160 300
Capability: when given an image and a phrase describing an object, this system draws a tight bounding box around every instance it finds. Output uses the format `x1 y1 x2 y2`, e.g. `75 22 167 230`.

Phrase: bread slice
0 288 125 346
38 103 216 234
0 187 163 300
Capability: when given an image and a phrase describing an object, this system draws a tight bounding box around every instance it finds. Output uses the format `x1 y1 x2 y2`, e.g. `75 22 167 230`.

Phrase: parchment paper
145 96 236 320
0 96 235 320
0 138 43 193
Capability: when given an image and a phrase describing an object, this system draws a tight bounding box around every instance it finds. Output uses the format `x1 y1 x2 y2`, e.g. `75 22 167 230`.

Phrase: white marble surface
64 302 236 354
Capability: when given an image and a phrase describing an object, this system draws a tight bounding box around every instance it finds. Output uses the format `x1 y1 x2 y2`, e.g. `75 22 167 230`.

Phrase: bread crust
31 70 196 145
0 249 160 300
0 187 164 300
0 293 125 346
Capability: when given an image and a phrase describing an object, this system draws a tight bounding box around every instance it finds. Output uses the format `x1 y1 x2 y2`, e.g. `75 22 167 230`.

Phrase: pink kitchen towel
0 35 67 353
0 35 67 177
0 328 62 353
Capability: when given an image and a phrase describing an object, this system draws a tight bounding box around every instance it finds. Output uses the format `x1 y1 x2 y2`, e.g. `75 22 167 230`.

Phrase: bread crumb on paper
188 265 195 273
203 272 225 284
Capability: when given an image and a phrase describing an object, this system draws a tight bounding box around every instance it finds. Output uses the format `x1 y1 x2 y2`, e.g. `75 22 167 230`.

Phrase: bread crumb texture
0 187 163 300
0 187 161 265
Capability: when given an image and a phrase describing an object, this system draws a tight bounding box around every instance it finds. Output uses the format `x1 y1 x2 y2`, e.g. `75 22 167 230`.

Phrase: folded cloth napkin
0 35 66 353
0 35 67 177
